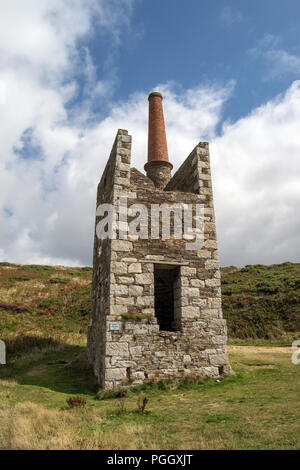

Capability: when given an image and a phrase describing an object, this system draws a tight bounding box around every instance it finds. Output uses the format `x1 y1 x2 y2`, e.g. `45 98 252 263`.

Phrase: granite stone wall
87 129 229 389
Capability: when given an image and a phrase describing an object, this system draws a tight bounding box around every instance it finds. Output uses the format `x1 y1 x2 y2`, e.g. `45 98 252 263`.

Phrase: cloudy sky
0 0 299 267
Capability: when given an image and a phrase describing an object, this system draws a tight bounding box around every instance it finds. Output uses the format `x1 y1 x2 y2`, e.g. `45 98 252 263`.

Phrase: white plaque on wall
109 322 122 332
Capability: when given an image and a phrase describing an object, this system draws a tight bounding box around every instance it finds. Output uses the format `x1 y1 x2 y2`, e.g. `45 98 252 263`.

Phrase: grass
0 345 299 449
0 261 299 449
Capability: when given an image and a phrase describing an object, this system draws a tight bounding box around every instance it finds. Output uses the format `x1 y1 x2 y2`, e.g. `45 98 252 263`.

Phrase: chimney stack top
148 91 163 100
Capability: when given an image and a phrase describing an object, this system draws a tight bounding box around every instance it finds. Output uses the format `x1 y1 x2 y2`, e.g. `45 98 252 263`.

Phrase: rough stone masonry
87 92 229 389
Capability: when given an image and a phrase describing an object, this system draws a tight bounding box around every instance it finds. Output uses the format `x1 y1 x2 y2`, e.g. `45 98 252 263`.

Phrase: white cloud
212 81 300 266
219 6 243 29
0 2 299 268
264 49 300 79
250 34 300 80
0 0 137 265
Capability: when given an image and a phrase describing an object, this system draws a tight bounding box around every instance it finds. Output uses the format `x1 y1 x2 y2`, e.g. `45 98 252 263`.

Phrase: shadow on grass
0 335 97 396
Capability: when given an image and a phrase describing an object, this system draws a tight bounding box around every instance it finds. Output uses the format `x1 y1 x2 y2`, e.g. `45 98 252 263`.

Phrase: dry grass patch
0 402 152 450
68 277 90 286
0 288 18 302
0 402 80 450
0 379 18 388
228 345 293 354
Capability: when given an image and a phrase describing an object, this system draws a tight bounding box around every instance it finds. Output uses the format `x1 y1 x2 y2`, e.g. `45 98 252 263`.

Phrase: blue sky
0 0 299 267
89 0 300 122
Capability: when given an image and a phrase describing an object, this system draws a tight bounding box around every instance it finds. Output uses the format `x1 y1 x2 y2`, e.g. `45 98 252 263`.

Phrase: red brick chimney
145 92 173 188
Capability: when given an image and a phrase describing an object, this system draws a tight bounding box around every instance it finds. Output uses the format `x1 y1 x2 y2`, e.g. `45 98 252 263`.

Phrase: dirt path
227 345 293 354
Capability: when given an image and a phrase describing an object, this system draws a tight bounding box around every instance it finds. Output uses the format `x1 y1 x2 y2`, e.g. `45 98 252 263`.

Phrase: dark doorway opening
154 265 179 331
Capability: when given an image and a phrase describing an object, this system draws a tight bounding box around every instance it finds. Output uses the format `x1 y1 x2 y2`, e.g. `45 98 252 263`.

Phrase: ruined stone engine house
87 92 229 389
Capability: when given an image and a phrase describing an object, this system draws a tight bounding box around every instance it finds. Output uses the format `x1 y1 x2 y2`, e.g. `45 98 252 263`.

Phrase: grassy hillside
222 262 300 344
0 263 91 356
0 261 299 352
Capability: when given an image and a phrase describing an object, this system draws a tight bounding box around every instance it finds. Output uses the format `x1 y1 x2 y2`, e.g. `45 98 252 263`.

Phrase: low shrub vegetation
221 261 300 342
66 396 87 409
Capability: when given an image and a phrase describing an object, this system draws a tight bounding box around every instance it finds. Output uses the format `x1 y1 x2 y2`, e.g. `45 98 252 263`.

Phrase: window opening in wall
154 265 180 331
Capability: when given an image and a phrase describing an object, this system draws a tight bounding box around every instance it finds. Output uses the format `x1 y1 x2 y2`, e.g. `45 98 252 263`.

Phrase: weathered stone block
129 285 143 296
115 285 129 296
210 353 228 366
134 371 145 380
145 255 164 261
111 305 128 315
207 298 222 309
183 355 192 364
136 296 154 307
203 240 218 249
106 368 127 380
144 263 154 273
115 177 130 187
181 287 199 297
118 276 134 284
211 335 227 346
111 240 133 252
181 267 196 276
135 273 152 285
192 298 207 308
115 296 135 305
128 263 142 273
205 278 221 288
181 277 189 286
106 342 129 357
190 279 205 287
182 306 200 317
113 262 127 274
130 346 143 355
205 260 220 270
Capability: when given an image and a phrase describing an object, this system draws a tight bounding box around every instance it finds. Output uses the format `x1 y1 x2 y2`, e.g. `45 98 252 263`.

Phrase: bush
39 297 63 309
11 276 31 282
287 277 300 289
137 396 149 413
156 380 170 391
22 265 54 273
66 396 87 409
49 278 70 284
222 286 241 296
255 281 281 294
177 375 204 389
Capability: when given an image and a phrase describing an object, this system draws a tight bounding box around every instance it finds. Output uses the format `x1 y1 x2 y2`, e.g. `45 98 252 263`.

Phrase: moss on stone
121 312 153 323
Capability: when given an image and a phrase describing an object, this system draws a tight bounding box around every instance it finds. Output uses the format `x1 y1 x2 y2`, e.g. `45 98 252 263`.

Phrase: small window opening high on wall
154 265 180 331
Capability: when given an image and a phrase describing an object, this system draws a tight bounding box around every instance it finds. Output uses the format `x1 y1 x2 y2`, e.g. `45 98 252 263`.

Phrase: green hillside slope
0 261 299 353
222 262 300 343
